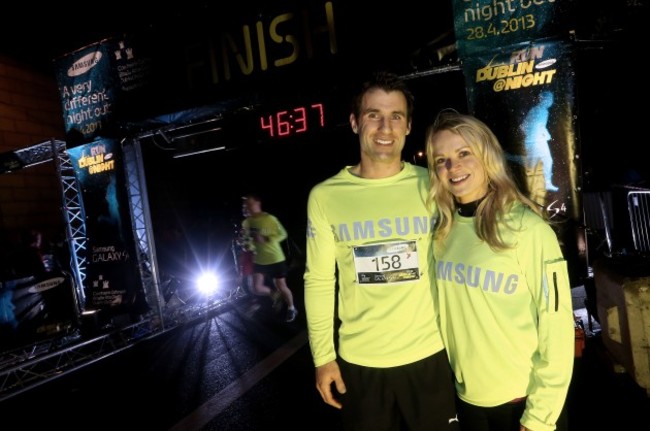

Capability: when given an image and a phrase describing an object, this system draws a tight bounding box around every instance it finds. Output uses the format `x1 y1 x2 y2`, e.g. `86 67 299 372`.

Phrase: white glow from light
196 272 219 296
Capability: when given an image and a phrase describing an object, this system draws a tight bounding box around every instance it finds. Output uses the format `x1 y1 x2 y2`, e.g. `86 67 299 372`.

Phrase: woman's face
429 129 488 204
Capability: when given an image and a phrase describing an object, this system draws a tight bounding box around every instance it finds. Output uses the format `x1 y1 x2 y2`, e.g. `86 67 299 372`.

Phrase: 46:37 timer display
258 103 325 138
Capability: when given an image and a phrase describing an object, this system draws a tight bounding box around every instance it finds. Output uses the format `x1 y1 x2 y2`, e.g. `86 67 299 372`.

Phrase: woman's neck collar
456 196 486 217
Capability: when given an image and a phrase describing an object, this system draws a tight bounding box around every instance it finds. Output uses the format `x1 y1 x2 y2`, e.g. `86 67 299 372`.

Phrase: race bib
353 240 420 284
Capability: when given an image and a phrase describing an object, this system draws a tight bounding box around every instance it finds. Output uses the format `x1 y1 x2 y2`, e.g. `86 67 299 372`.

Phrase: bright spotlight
196 272 219 296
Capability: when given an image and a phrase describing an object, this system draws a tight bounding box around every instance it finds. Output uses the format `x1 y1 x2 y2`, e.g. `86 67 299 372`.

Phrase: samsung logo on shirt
330 216 434 241
436 260 519 294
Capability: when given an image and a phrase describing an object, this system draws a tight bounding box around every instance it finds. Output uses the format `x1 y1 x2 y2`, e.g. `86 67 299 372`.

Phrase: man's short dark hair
242 192 262 203
350 71 414 121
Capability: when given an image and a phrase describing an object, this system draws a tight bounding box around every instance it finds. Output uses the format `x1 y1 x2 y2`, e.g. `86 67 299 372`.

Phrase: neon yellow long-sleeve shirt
242 212 287 265
304 163 445 368
435 204 574 431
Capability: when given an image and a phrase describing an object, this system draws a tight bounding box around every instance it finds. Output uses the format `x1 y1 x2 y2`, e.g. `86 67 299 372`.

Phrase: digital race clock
258 103 325 138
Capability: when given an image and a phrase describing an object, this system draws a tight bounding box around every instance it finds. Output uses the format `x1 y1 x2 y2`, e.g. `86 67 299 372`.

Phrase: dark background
1 0 648 282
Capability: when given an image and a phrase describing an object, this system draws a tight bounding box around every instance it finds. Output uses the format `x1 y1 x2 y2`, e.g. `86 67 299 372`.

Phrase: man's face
244 197 260 215
350 88 411 163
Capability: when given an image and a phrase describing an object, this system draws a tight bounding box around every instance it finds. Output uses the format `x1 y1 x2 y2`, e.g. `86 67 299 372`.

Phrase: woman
425 110 574 431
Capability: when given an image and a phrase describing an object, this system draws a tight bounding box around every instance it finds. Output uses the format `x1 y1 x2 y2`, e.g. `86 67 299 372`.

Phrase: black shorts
456 395 568 431
253 261 288 279
338 350 459 431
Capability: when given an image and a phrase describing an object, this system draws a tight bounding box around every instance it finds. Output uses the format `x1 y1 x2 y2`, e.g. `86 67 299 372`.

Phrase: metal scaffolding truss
0 139 88 310
0 289 247 401
52 139 88 311
0 137 161 401
121 138 165 329
0 136 248 402
0 319 155 402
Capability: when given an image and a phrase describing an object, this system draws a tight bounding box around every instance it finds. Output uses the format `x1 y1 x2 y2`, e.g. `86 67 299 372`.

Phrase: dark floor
568 334 650 430
568 286 650 430
0 283 648 430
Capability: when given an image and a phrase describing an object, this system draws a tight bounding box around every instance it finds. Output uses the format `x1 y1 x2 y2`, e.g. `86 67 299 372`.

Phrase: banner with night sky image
66 139 146 315
459 39 586 284
461 39 579 219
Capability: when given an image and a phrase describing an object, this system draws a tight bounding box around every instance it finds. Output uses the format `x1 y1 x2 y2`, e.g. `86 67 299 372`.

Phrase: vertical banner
66 139 147 315
53 34 154 319
452 0 585 284
462 42 585 283
54 35 153 145
462 39 579 216
451 0 579 215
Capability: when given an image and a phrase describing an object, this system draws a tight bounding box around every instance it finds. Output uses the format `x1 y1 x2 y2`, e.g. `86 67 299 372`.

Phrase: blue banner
460 38 587 284
66 139 146 314
53 36 154 145
462 39 578 219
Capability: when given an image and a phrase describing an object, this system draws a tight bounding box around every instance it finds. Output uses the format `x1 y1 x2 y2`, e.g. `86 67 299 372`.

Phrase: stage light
195 271 220 296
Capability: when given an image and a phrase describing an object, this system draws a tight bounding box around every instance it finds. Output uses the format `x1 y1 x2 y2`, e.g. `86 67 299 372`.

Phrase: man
303 71 458 430
235 197 255 296
241 193 298 323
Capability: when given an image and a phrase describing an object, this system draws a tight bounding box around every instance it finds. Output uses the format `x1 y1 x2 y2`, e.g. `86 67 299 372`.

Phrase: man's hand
315 361 347 409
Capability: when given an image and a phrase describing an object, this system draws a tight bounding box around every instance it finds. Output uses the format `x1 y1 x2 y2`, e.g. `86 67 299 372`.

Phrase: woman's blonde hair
425 109 544 250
